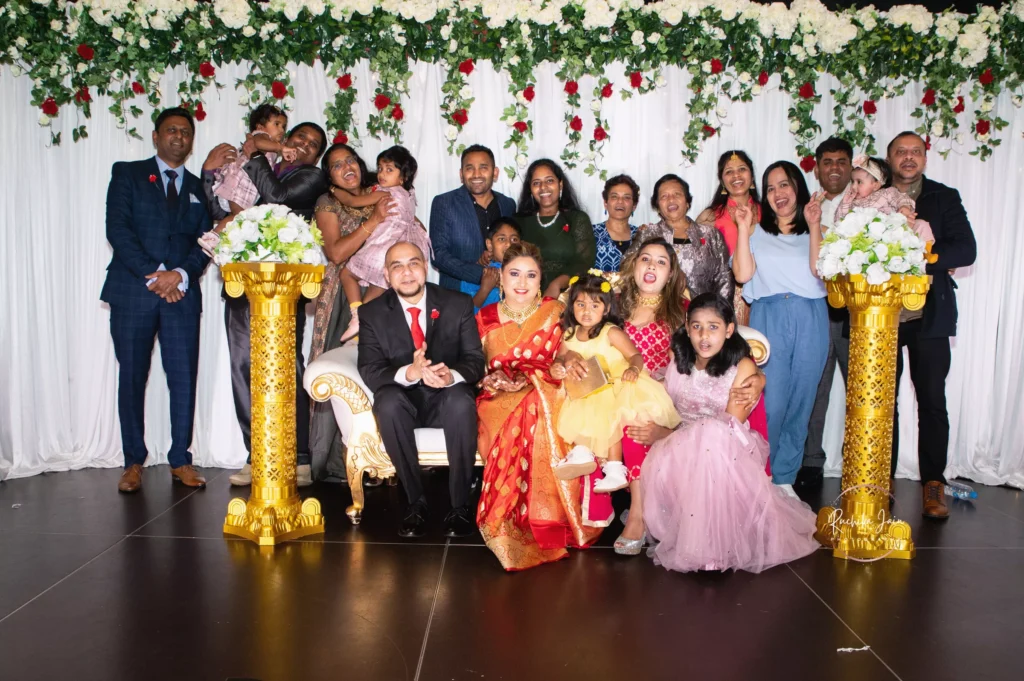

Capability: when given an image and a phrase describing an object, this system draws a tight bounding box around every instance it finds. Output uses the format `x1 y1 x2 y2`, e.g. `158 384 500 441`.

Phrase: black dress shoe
398 505 428 538
794 466 824 489
444 506 476 538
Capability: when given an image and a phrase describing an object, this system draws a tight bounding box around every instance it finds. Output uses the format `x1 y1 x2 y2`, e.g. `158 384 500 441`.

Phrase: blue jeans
750 294 828 485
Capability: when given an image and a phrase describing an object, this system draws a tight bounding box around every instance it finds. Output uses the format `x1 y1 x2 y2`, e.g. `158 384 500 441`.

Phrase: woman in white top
731 161 828 497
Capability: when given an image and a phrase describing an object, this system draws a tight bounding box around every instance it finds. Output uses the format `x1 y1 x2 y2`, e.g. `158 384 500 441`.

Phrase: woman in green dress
516 159 595 299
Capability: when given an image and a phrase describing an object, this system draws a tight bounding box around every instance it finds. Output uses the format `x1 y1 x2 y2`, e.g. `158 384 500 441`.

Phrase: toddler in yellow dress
551 273 681 493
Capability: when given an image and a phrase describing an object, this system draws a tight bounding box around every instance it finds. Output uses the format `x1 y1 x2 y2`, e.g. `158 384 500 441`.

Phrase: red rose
710 59 724 75
271 81 288 99
569 115 582 132
523 85 535 102
564 80 579 95
199 62 216 78
76 44 94 61
953 96 965 114
149 174 158 183
459 59 474 76
430 309 440 319
333 131 349 144
922 89 936 106
513 121 528 133
702 125 716 137
194 102 206 122
562 224 570 233
593 126 607 142
452 109 468 126
976 119 991 135
758 70 769 86
131 81 145 95
336 74 352 90
40 97 59 116
925 134 932 150
799 82 815 99
799 155 816 172
391 105 404 121
601 83 613 98
863 100 877 115
75 87 91 104
979 68 993 86
374 93 391 110
700 238 706 246
630 71 643 88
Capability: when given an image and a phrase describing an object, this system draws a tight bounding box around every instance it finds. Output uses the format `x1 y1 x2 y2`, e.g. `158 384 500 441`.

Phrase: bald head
384 241 428 302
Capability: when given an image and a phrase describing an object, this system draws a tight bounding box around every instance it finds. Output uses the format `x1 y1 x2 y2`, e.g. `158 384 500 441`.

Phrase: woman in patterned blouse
592 174 640 272
623 174 733 302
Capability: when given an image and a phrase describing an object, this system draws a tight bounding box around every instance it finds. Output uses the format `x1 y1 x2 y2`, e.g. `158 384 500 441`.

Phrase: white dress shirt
393 292 465 387
819 186 847 233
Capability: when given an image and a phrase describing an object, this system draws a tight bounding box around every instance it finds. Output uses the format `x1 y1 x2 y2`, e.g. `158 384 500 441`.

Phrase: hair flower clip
600 281 612 293
587 268 604 276
568 275 580 286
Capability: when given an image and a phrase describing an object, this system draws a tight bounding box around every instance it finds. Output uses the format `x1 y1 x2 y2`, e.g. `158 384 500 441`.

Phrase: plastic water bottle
945 481 978 500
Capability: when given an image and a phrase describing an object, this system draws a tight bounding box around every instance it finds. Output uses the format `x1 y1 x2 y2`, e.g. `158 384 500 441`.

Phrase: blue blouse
593 222 638 272
741 225 827 303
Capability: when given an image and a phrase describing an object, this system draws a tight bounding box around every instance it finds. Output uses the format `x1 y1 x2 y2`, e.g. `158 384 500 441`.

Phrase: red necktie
408 307 425 350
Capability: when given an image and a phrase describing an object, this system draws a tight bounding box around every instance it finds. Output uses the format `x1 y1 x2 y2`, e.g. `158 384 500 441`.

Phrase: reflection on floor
1 466 1022 681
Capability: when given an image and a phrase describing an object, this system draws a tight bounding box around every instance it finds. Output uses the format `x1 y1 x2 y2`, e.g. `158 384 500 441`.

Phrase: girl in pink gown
641 293 819 573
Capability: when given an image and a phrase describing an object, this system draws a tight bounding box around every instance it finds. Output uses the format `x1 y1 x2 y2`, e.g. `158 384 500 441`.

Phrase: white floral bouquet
210 204 326 267
816 207 927 285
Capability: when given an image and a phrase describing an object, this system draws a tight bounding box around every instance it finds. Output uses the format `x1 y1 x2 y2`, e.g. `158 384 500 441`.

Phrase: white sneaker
228 464 252 486
775 483 799 499
296 464 313 487
553 445 597 480
594 461 629 493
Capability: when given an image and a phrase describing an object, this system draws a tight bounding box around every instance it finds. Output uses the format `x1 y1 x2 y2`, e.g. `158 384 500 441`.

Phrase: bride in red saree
476 243 602 571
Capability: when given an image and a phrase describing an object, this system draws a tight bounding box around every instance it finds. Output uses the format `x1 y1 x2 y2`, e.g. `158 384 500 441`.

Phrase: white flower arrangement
816 208 927 286
211 204 326 267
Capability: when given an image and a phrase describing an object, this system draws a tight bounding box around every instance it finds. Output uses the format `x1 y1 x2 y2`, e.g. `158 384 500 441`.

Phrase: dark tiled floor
1 467 1022 681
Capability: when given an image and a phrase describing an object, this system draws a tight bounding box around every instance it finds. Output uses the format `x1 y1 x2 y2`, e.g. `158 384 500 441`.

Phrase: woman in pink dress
641 293 819 573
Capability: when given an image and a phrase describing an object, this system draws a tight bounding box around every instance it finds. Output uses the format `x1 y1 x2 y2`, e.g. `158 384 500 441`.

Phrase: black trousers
892 320 951 484
373 383 478 509
224 295 310 466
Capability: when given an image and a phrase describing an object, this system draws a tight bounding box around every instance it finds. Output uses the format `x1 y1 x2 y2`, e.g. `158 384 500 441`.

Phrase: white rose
888 256 910 273
590 99 602 112
516 91 528 105
738 72 751 84
818 255 841 279
445 125 458 141
865 262 890 286
440 24 452 40
459 85 473 99
516 153 528 168
868 220 887 239
15 37 27 48
873 243 890 262
647 32 661 44
980 99 993 113
449 39 458 53
50 19 62 30
955 133 965 145
139 37 150 49
631 30 644 47
655 74 667 88
242 26 256 37
76 63 87 73
275 34 285 43
701 61 712 74
149 68 162 83
789 119 801 133
68 19 79 33
828 239 852 257
751 84 763 96
239 94 249 106
508 55 520 67
39 114 50 125
845 250 869 273
931 119 944 137
302 249 322 265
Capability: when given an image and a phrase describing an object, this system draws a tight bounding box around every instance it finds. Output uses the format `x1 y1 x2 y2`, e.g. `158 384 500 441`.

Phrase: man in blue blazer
102 107 213 493
429 145 516 292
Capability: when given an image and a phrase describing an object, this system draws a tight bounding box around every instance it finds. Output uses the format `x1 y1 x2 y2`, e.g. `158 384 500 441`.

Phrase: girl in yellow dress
552 273 681 493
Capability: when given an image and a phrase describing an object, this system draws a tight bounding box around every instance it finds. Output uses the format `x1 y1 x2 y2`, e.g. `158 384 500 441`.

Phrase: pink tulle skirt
641 415 819 574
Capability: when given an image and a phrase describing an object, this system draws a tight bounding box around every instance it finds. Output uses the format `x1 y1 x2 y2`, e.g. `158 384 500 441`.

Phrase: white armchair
304 327 769 525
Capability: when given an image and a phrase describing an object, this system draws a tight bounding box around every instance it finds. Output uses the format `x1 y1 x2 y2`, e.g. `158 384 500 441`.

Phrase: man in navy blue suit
429 145 516 292
102 107 213 493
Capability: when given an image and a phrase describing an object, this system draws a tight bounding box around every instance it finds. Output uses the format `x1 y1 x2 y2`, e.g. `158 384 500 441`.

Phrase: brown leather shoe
117 464 143 493
922 480 949 519
170 465 206 488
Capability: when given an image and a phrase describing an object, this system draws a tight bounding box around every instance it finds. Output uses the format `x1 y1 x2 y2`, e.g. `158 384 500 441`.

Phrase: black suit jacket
357 284 485 394
201 157 328 222
914 176 977 338
100 157 212 315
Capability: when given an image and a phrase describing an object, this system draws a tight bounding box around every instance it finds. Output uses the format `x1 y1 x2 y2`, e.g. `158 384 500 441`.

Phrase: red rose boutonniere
149 174 157 183
700 238 706 245
430 309 440 320
562 224 570 232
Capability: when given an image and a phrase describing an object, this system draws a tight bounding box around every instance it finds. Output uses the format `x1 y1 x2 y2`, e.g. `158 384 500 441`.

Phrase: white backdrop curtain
1 60 1022 487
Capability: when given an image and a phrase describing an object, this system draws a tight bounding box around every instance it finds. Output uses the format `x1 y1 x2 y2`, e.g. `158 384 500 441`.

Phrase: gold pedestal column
814 273 930 560
221 262 326 546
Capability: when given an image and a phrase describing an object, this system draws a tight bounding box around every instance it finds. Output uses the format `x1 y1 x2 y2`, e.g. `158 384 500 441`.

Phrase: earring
498 281 504 301
720 186 728 195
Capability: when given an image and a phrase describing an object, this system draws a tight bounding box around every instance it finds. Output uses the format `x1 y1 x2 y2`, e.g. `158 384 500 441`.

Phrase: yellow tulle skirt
557 373 682 459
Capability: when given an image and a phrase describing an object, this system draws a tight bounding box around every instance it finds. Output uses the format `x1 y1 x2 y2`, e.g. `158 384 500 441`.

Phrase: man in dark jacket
201 122 329 487
887 131 977 519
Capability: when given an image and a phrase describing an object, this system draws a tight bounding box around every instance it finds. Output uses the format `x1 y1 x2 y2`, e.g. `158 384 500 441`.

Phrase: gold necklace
637 294 663 308
499 298 540 326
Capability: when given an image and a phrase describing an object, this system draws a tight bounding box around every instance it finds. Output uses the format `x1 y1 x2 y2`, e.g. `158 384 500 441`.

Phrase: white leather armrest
304 346 374 446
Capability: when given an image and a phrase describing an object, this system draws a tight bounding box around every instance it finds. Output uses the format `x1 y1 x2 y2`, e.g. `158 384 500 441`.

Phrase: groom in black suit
101 107 212 493
358 242 485 538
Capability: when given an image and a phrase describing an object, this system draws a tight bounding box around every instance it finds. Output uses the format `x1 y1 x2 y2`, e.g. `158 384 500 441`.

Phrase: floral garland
3 0 1024 170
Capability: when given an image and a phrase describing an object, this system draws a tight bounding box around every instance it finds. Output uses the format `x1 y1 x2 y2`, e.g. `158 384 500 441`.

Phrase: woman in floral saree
476 242 602 570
